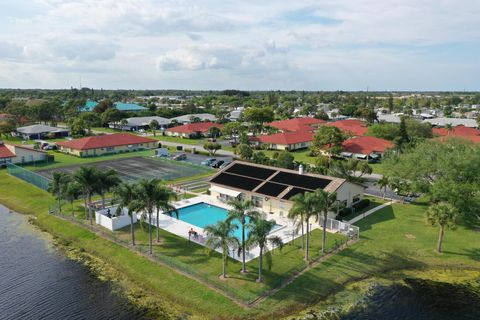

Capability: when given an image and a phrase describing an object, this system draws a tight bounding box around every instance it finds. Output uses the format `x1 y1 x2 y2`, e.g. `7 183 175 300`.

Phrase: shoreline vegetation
1 168 480 319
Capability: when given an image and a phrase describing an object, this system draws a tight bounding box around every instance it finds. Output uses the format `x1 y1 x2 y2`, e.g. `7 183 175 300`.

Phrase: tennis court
36 156 214 182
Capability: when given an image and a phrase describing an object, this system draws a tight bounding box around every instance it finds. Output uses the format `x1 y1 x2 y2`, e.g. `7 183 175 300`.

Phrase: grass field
1 169 479 319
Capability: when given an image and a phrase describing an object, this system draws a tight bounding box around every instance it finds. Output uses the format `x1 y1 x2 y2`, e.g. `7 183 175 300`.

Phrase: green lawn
1 168 479 319
114 223 346 302
341 195 387 221
258 199 480 317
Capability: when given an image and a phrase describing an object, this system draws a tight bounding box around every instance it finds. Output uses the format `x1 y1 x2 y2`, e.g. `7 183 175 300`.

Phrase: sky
0 0 479 91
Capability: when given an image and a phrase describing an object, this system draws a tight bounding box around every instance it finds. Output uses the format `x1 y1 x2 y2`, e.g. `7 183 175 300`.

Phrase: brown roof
57 133 156 150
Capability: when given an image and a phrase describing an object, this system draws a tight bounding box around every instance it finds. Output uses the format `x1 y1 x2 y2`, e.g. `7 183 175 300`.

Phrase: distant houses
56 133 157 157
113 116 170 131
80 101 148 112
165 122 223 138
170 113 217 124
341 136 394 160
0 142 47 166
267 117 325 132
252 131 314 151
15 124 70 140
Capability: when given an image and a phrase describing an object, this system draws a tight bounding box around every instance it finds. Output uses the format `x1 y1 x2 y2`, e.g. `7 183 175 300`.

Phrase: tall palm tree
246 219 283 282
150 119 159 137
64 182 81 217
133 178 162 255
97 169 121 209
377 176 389 199
288 192 318 261
314 189 338 254
154 184 178 243
74 166 99 224
445 123 453 136
426 202 459 253
48 172 71 214
204 220 240 279
227 199 260 273
114 182 137 246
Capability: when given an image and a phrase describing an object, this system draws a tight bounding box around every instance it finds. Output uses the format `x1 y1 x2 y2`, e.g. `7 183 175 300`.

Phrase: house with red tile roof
56 133 158 157
253 131 314 151
165 122 223 138
0 142 47 166
267 117 326 132
341 136 394 159
324 119 368 137
432 125 480 138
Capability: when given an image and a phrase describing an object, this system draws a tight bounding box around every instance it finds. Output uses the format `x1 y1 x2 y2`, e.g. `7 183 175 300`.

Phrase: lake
0 205 147 320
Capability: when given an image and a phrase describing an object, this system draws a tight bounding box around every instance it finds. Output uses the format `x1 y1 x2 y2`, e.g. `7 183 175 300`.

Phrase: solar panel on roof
225 163 276 180
282 187 312 200
210 172 263 191
271 172 331 190
255 182 288 197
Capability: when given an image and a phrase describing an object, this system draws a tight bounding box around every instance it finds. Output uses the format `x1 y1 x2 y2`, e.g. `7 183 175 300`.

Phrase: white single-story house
209 161 365 219
111 116 171 131
0 142 47 166
170 113 217 124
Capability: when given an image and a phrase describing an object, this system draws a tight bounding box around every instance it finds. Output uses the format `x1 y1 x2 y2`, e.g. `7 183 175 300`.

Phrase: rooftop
268 117 326 132
0 143 15 159
209 161 349 201
432 125 480 137
170 113 217 123
16 124 69 134
255 131 314 145
166 122 223 133
56 133 156 150
342 136 394 155
324 119 368 136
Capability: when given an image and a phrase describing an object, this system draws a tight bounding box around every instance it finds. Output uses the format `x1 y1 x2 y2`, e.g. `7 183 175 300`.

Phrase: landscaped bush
353 198 371 211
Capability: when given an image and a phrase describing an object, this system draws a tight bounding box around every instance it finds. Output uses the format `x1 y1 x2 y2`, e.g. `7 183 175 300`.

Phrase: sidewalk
347 201 393 224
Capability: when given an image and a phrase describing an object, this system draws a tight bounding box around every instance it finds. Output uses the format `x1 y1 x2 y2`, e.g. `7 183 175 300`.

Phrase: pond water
0 205 147 320
341 278 480 320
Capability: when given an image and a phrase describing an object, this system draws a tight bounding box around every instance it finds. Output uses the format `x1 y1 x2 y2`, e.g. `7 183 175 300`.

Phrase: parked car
43 144 57 150
172 153 187 161
211 160 225 168
219 161 231 169
201 158 216 166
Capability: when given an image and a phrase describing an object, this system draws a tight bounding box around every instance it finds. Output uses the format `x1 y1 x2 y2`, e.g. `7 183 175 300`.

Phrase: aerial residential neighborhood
0 2 479 320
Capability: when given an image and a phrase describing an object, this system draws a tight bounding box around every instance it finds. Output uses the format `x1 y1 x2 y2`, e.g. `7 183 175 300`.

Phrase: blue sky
0 0 479 90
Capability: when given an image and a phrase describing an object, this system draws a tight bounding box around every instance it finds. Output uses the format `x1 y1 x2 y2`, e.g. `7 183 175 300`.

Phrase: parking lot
171 152 233 166
37 156 214 182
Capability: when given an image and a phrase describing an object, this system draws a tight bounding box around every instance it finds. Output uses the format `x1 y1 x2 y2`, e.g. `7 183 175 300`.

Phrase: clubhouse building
57 133 158 157
209 161 365 218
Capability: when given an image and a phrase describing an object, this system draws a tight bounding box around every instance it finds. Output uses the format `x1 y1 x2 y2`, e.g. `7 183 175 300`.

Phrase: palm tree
64 182 82 217
288 192 318 261
204 220 240 279
48 172 71 214
314 189 338 254
154 184 178 243
134 178 162 255
226 199 260 273
426 202 459 253
445 123 453 136
74 166 99 224
150 119 159 137
96 169 121 209
246 219 283 282
377 176 389 199
114 182 137 246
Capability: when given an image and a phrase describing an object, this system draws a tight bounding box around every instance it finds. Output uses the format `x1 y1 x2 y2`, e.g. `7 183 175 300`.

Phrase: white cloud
0 0 479 89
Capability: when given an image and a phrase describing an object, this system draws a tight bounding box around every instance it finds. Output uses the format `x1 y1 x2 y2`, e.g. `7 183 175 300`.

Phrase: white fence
95 207 137 231
317 216 359 239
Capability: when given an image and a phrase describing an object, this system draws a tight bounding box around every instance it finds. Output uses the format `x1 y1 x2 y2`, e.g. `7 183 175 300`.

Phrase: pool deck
134 195 322 262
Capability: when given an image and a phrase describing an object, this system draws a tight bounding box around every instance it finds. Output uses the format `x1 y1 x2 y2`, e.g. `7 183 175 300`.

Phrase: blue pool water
177 203 280 239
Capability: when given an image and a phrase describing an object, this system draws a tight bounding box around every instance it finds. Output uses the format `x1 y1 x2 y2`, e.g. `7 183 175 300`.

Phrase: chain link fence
7 163 51 191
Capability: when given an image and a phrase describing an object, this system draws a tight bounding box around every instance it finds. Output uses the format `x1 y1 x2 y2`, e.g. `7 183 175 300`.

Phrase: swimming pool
176 202 280 239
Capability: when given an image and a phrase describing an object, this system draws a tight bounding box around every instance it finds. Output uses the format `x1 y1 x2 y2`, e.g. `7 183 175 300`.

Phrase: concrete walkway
347 201 393 224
